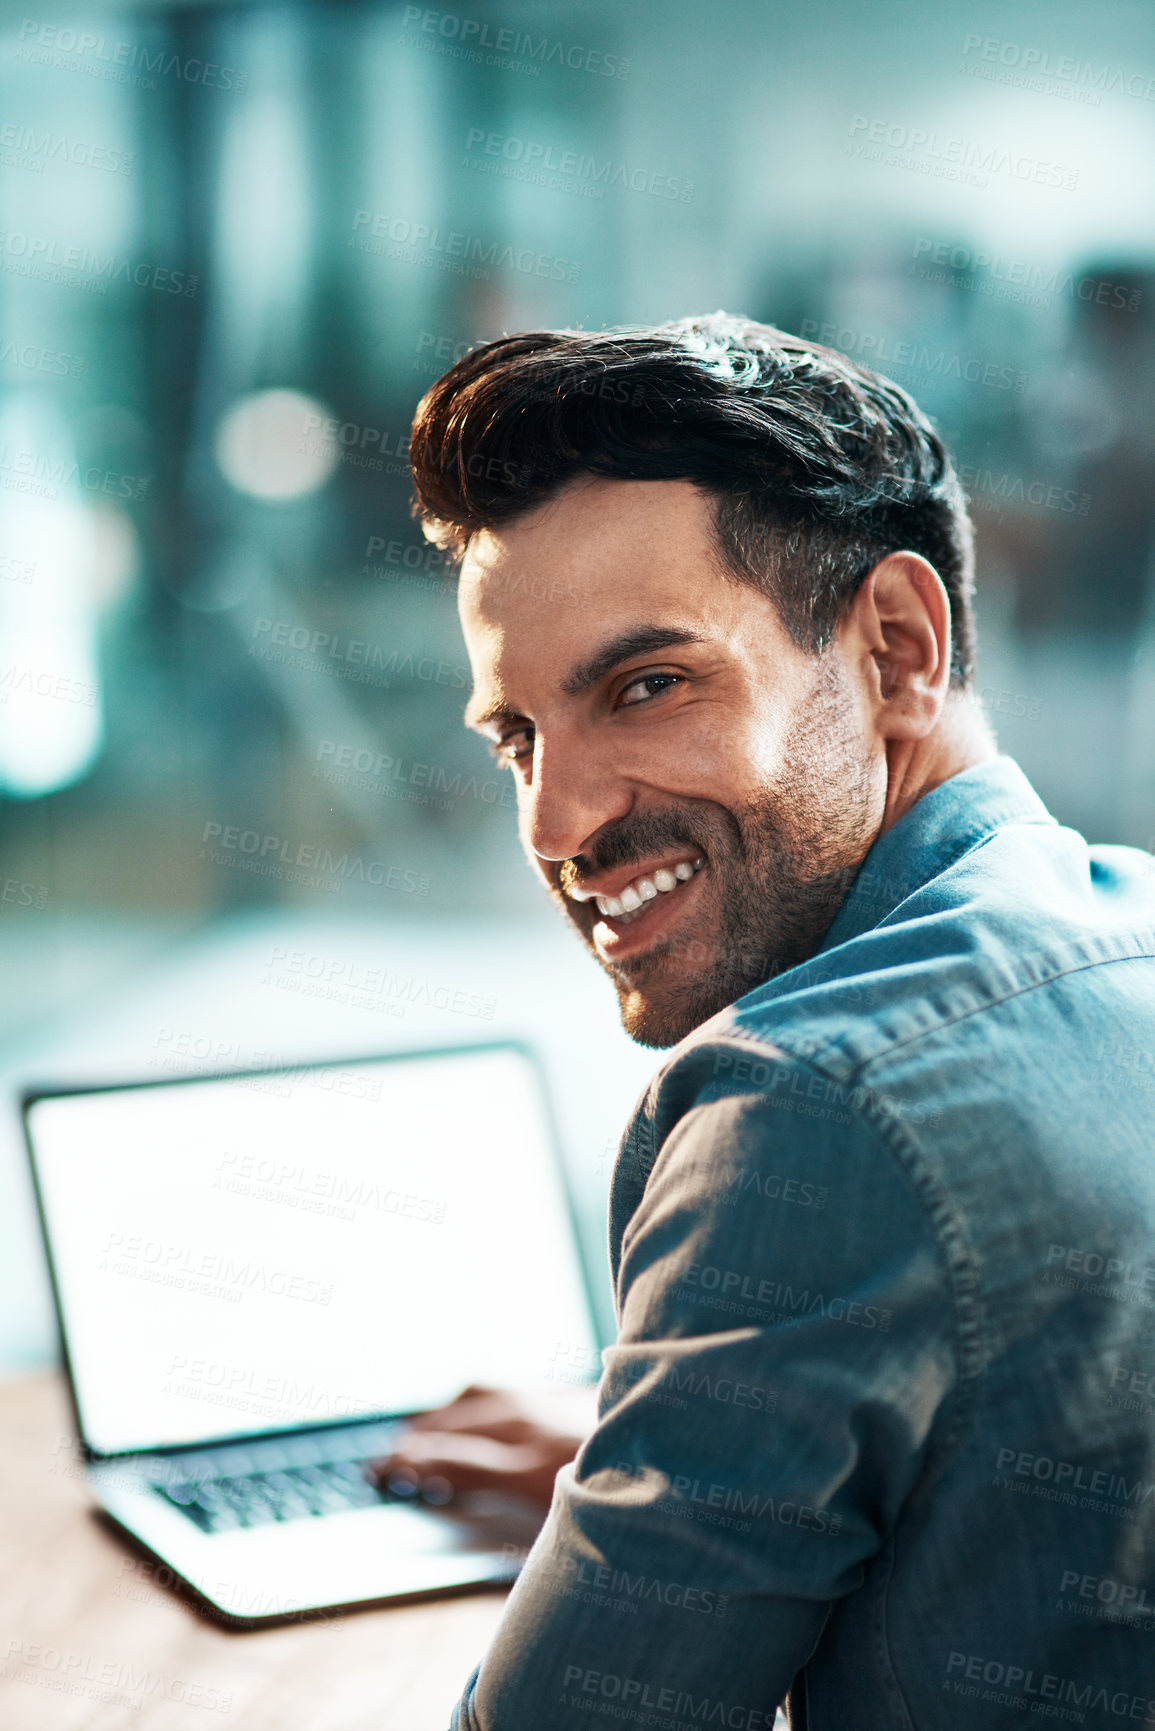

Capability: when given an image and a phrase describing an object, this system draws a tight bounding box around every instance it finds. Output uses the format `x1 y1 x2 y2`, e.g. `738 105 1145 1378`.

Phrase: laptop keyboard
146 1421 410 1535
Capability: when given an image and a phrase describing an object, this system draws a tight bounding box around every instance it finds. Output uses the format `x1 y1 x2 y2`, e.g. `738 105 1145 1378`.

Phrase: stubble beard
555 661 882 1048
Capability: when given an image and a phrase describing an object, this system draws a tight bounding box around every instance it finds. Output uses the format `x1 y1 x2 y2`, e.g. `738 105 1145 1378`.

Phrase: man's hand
367 1383 599 1511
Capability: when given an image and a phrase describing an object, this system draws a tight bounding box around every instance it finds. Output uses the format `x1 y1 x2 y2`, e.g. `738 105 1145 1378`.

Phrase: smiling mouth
571 855 707 925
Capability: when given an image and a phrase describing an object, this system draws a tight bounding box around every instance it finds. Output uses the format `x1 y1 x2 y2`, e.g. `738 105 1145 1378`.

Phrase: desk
0 1372 509 1729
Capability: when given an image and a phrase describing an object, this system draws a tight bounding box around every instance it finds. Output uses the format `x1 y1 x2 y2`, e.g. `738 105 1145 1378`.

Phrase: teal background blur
2 0 1154 1374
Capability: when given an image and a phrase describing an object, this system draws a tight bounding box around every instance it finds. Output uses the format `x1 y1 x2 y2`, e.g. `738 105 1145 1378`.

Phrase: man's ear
842 552 952 739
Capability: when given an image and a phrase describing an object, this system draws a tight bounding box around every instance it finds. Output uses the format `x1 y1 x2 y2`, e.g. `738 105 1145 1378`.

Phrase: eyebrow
464 623 708 733
464 688 517 732
561 624 708 696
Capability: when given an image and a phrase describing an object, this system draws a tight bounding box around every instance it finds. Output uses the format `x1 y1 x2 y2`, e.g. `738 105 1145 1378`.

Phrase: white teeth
591 857 706 923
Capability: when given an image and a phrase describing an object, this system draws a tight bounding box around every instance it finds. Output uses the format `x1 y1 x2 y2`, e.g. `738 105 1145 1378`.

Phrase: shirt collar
816 755 1056 955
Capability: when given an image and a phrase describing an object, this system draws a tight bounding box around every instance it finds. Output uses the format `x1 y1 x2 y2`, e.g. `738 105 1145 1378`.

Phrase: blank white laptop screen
28 1045 600 1457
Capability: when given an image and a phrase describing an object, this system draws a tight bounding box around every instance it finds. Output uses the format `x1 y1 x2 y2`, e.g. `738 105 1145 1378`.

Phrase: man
375 316 1155 1727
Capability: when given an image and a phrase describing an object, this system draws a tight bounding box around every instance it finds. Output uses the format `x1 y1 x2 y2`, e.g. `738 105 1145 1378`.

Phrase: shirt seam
760 1047 987 1388
636 1042 979 1729
632 1038 984 1386
855 935 1155 1072
763 1049 981 1731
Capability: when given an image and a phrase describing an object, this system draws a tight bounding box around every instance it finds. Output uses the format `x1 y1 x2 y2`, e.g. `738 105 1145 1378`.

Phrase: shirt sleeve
450 1054 957 1730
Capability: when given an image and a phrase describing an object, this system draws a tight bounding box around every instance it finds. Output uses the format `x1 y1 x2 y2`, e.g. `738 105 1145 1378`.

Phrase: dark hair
408 312 976 684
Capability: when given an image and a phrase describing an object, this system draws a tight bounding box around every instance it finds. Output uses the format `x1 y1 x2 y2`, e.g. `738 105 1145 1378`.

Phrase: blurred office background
2 0 1154 1372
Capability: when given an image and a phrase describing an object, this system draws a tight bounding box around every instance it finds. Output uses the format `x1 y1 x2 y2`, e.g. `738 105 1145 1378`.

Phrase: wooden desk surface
0 1372 510 1730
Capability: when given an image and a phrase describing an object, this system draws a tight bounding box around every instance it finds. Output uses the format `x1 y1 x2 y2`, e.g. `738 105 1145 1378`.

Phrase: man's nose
521 732 633 863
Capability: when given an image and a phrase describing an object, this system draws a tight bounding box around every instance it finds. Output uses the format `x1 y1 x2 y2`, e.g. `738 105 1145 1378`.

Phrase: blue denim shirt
452 757 1155 1729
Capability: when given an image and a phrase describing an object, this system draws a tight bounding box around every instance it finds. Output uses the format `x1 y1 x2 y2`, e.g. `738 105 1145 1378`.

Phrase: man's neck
880 693 998 836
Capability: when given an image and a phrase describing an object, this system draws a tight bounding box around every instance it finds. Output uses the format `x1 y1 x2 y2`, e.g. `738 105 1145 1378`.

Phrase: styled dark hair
408 312 976 684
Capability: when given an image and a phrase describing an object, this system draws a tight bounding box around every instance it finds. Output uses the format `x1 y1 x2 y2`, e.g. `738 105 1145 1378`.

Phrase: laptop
23 1041 602 1625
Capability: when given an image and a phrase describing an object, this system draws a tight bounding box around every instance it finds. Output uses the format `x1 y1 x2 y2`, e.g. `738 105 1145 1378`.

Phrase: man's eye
490 728 534 763
618 672 682 707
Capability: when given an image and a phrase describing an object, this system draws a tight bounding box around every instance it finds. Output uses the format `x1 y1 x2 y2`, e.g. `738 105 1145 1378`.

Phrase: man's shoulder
627 811 1155 1161
727 817 1155 1079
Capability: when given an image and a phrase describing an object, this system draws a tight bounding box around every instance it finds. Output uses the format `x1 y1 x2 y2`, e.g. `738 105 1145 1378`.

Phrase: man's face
459 477 887 1046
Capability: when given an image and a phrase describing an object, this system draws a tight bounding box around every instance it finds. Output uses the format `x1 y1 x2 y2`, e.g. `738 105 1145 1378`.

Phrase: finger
372 1431 538 1480
404 1391 536 1442
404 1386 505 1426
407 1383 499 1423
368 1432 562 1507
